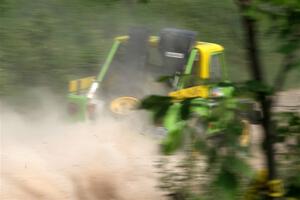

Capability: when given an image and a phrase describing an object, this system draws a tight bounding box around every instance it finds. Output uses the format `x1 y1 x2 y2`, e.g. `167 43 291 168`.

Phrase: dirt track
0 105 165 200
1 89 299 200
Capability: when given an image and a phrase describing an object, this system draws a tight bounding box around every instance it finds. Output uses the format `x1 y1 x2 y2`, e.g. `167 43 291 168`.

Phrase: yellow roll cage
114 35 225 80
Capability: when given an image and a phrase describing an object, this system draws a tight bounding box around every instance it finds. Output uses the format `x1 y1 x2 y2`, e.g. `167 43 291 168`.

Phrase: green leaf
161 123 185 154
223 155 254 178
153 106 170 123
278 42 299 54
180 99 192 120
206 148 218 171
214 168 239 200
140 95 172 110
140 95 173 122
242 6 261 21
194 139 208 153
286 173 300 198
243 80 274 95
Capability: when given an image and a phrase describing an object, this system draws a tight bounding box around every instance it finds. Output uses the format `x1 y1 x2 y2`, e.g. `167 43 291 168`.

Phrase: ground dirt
0 89 299 200
0 100 165 200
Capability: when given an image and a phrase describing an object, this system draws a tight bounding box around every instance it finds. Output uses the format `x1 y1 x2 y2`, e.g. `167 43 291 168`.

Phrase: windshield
209 53 223 81
178 52 224 88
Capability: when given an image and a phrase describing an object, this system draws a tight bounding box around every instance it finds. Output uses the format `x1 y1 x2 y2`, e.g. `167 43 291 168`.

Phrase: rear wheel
109 96 140 115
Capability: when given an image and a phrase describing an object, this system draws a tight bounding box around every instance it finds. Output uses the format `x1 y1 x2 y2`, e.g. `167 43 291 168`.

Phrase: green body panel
163 103 186 132
97 40 121 83
177 49 198 89
67 40 121 122
162 103 186 153
67 94 88 122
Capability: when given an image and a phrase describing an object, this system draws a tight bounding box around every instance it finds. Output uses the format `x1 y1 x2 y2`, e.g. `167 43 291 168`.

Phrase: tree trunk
237 0 277 199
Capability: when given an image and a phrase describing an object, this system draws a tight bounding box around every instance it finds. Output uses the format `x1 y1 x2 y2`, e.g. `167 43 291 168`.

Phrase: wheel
109 96 140 115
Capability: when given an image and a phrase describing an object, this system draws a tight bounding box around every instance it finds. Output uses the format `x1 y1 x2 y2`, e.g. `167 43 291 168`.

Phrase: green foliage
141 88 255 199
142 80 299 199
276 112 300 137
237 80 274 95
140 95 173 123
214 167 239 200
161 124 186 154
244 2 300 198
223 155 253 178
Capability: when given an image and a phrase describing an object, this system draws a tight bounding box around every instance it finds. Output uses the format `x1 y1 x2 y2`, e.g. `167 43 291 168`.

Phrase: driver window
209 54 222 81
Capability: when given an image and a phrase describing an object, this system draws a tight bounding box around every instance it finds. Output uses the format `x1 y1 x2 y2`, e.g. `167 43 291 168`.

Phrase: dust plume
0 94 165 200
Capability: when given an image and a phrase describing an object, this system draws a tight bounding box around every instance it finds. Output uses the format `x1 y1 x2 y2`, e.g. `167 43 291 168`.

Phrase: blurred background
1 0 299 106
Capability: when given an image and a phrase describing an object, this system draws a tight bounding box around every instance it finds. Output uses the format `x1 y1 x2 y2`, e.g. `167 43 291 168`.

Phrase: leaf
278 42 299 54
161 123 186 154
180 99 192 120
216 81 235 87
140 95 172 110
206 148 218 171
223 155 254 178
226 121 244 136
289 113 300 126
243 80 274 95
153 106 171 123
214 168 239 200
286 173 300 198
194 139 208 153
242 6 261 21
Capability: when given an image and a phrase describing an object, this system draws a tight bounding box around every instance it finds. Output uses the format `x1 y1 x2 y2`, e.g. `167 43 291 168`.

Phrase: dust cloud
0 94 165 200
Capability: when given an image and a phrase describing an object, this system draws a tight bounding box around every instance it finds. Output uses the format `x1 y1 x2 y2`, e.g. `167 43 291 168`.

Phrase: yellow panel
148 36 159 46
168 85 209 100
114 35 129 42
69 80 77 93
114 35 159 46
195 42 224 52
68 76 95 92
194 42 224 80
80 76 96 90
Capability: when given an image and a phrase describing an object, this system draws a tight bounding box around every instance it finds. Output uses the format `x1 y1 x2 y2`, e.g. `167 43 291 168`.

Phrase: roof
194 41 224 53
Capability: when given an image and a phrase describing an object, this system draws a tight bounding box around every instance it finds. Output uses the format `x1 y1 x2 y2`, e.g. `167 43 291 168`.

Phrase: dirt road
0 105 165 200
1 89 299 200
